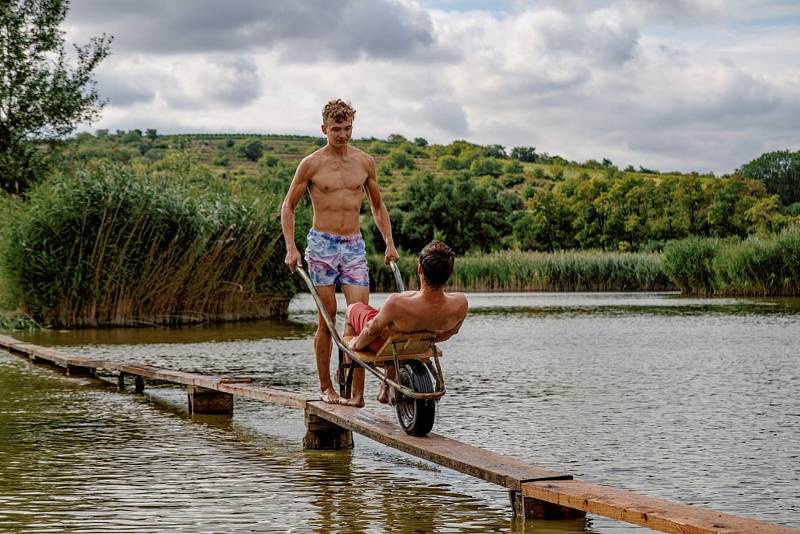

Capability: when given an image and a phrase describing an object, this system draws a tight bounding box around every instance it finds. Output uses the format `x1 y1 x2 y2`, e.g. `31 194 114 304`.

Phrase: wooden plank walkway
522 479 796 534
0 334 796 534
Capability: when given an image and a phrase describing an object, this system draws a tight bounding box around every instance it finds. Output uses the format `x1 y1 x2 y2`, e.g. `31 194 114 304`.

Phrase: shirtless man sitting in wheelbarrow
341 241 468 407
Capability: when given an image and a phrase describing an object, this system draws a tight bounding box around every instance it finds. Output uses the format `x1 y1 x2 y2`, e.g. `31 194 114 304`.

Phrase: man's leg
376 365 396 404
314 285 339 404
339 286 369 407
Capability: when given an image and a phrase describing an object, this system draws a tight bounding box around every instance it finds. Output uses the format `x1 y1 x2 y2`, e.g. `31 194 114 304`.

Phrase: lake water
1 292 798 533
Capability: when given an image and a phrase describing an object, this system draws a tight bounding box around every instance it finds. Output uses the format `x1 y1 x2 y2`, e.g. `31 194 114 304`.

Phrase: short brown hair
419 241 455 288
322 99 356 124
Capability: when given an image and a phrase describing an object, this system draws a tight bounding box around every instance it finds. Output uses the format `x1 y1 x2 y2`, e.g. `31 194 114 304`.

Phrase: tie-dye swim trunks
304 228 370 287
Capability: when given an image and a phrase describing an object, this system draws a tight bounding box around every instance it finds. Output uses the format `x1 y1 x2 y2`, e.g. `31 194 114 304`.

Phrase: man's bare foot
340 396 364 408
320 387 341 404
376 384 390 404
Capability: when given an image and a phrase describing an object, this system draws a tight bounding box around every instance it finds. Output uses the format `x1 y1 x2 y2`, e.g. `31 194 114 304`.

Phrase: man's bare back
363 290 468 346
342 241 468 407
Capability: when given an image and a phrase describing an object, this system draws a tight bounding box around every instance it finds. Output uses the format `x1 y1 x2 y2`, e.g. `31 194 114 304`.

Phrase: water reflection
2 291 799 532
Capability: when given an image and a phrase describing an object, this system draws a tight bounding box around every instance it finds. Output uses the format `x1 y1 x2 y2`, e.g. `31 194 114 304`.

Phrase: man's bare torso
304 146 370 235
380 290 468 339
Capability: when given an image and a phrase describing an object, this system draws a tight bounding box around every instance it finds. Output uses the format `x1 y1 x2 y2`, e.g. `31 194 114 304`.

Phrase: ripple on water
2 292 799 531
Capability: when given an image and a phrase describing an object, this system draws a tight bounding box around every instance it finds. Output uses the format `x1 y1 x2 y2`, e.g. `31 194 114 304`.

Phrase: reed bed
662 227 800 296
369 250 672 292
2 164 301 327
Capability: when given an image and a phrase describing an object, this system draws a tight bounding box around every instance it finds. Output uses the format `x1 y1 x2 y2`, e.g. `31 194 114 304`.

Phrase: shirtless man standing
281 99 398 404
342 241 468 407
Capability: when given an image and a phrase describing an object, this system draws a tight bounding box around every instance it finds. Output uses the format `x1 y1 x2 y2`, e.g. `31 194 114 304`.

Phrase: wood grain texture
306 401 569 490
523 480 799 534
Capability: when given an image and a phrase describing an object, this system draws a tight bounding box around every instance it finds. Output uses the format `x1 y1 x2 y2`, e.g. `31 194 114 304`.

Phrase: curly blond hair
322 99 356 124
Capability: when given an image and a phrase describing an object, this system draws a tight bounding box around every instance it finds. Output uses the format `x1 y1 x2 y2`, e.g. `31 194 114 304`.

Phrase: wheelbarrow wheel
395 360 435 436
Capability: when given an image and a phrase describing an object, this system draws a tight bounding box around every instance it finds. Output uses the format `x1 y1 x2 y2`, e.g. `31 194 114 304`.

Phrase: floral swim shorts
304 228 370 287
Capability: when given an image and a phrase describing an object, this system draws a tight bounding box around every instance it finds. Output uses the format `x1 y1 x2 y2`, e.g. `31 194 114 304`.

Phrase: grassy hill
65 130 712 206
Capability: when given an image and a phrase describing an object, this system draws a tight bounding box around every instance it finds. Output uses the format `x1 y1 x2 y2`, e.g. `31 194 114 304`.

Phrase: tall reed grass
662 227 800 296
661 236 720 295
369 250 671 292
1 164 302 327
0 195 15 311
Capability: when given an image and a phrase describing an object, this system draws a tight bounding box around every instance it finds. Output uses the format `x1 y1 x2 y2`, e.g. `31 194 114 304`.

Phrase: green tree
145 128 158 140
437 155 462 170
389 149 416 170
388 172 516 254
470 157 503 177
738 150 800 205
510 146 537 162
238 139 265 161
0 0 112 194
485 144 506 158
514 190 574 251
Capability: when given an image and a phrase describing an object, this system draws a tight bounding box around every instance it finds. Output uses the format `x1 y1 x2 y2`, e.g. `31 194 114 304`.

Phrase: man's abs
309 188 363 235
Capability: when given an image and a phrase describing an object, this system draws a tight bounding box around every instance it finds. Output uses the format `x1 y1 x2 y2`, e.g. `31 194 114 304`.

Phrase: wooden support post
117 372 126 391
134 376 145 393
303 410 353 450
66 364 94 377
510 489 586 520
187 386 234 415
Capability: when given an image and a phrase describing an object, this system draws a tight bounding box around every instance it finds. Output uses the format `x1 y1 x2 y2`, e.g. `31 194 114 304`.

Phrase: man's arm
435 297 469 342
281 157 312 271
435 319 464 343
363 156 399 264
348 299 395 351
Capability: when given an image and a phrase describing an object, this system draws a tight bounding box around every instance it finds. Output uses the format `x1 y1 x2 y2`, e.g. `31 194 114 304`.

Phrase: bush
712 228 800 295
437 155 462 170
389 150 416 170
662 237 719 295
238 139 265 161
470 157 503 177
2 164 302 327
260 153 280 168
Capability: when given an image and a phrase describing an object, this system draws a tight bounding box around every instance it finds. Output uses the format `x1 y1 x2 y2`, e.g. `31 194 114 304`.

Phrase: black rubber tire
395 360 436 436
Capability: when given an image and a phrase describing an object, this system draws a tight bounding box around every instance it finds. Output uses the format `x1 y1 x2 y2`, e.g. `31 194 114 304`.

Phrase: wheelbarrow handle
389 260 405 293
295 265 442 401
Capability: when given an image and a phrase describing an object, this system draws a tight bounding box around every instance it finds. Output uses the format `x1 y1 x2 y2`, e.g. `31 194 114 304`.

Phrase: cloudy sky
64 0 799 174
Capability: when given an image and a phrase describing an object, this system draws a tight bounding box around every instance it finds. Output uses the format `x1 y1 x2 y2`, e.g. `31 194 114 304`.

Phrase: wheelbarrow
296 262 446 436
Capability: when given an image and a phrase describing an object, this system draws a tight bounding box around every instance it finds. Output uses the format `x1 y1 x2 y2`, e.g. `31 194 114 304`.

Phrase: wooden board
0 336 312 410
116 363 313 409
342 334 441 364
522 479 799 534
306 401 570 490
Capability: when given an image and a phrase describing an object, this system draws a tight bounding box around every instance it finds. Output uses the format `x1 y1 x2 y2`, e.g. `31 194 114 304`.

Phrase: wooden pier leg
117 372 126 391
510 489 586 520
66 364 94 377
187 386 233 415
303 410 353 450
134 376 145 394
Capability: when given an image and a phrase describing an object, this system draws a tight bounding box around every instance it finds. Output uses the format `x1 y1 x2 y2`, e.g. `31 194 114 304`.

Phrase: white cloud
65 0 800 173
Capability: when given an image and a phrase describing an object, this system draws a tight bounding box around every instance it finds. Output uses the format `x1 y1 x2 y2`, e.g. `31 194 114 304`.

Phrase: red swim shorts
346 302 386 353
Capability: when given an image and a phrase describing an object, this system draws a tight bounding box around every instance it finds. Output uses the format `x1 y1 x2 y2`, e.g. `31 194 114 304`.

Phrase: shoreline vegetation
1 132 799 330
0 163 305 328
369 251 672 292
369 227 800 295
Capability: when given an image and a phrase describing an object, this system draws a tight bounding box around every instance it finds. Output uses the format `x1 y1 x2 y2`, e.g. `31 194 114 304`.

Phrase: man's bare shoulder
348 146 375 165
301 148 328 165
449 291 469 313
296 149 327 176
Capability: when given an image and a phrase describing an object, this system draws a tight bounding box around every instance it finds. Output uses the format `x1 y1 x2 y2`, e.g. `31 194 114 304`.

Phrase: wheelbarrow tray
341 332 442 366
